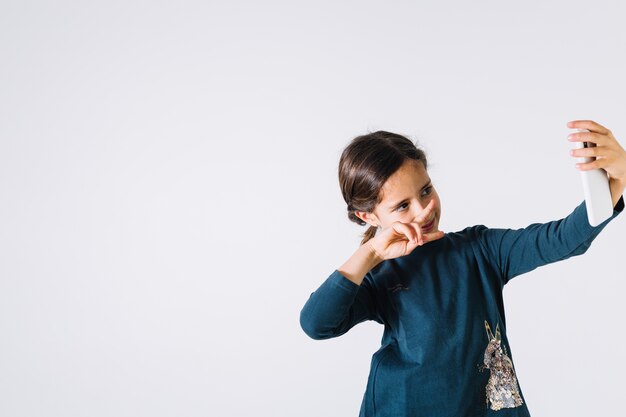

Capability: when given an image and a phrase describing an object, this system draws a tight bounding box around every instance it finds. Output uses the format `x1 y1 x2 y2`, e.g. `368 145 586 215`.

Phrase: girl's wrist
609 176 626 190
366 240 384 264
338 241 383 286
612 176 626 186
609 176 626 208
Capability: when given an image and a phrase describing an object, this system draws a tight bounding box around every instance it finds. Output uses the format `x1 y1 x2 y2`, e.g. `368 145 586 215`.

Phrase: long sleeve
475 196 624 286
299 269 383 340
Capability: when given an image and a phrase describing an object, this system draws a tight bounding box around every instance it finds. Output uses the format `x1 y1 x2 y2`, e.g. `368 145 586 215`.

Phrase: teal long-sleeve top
300 197 624 417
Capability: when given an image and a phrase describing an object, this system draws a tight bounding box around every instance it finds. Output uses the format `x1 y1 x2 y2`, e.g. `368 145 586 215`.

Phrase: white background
1 1 625 416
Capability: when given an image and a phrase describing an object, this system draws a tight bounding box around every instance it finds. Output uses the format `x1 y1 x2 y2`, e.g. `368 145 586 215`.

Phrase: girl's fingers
414 224 424 245
415 220 434 245
416 199 436 224
422 230 445 242
406 200 438 245
424 230 445 241
403 221 423 245
393 221 421 245
392 201 441 248
411 228 444 246
567 120 611 135
567 121 626 183
576 158 606 171
568 131 610 147
570 145 608 159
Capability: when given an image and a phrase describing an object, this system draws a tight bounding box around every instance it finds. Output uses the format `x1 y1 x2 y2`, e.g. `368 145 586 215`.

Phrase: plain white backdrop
1 1 625 416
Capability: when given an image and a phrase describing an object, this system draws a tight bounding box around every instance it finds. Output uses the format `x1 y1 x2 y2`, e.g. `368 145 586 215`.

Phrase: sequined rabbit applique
481 320 523 411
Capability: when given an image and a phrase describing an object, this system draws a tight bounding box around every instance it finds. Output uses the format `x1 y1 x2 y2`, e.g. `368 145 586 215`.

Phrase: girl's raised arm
475 196 624 286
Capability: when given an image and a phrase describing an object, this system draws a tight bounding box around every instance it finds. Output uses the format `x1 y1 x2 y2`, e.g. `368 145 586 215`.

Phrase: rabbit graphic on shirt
480 320 523 411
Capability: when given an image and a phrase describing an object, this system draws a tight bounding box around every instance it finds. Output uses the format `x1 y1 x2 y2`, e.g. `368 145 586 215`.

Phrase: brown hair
338 130 428 245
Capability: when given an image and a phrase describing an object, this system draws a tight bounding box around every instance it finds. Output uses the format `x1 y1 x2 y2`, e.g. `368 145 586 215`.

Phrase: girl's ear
353 210 365 223
355 210 379 228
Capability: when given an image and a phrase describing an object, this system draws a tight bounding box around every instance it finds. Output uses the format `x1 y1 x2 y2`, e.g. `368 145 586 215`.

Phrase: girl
300 120 625 417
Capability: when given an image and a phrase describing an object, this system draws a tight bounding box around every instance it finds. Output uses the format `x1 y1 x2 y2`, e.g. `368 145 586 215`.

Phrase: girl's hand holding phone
568 119 626 208
367 199 445 262
568 120 626 183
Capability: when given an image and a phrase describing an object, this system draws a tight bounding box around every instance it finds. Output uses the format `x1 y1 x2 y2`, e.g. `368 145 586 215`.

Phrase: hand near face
367 199 445 261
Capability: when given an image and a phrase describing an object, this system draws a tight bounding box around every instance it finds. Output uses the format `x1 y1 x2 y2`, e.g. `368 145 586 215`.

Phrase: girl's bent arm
338 242 383 285
299 245 384 340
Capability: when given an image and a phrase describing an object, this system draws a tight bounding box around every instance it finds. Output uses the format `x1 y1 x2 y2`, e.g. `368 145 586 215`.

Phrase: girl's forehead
383 160 429 191
379 160 430 205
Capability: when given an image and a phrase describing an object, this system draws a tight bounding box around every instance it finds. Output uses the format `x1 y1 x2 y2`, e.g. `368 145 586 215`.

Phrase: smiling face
356 159 442 233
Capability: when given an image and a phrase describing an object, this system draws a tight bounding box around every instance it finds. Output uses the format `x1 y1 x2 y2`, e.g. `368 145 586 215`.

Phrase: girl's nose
411 202 427 220
413 201 437 224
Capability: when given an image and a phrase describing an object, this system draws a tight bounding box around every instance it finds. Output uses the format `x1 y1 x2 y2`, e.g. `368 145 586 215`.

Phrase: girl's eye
397 203 408 212
396 187 433 212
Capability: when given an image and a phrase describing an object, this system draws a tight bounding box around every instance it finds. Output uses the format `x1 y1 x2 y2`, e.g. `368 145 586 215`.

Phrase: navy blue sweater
300 197 624 417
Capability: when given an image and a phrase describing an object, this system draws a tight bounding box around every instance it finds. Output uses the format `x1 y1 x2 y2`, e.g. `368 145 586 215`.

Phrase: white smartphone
574 128 613 226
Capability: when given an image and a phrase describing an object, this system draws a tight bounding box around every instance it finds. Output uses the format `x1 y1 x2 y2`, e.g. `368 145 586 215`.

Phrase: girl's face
357 159 442 233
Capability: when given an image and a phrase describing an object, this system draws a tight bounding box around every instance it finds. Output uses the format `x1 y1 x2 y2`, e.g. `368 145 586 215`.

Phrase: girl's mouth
422 218 435 232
